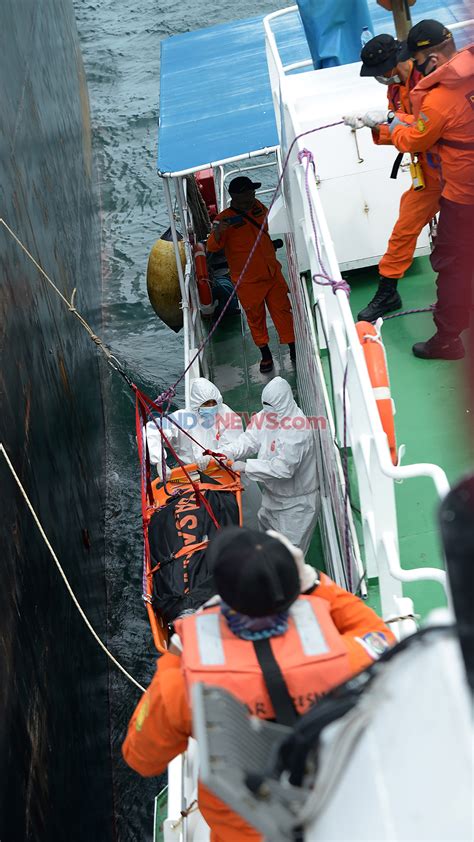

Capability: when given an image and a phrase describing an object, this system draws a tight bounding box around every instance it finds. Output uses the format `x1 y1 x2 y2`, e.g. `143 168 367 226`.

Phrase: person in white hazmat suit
145 377 261 527
222 377 320 552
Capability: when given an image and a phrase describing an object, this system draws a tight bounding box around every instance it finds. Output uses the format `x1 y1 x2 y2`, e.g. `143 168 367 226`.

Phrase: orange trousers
379 167 441 280
236 266 295 347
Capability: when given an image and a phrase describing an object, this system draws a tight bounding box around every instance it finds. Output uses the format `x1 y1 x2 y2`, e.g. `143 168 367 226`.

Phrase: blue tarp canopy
158 14 310 175
158 1 474 175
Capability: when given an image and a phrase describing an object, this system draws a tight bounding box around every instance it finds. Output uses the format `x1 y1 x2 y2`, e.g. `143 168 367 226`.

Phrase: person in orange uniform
206 176 295 373
123 527 395 842
384 20 474 359
344 34 441 322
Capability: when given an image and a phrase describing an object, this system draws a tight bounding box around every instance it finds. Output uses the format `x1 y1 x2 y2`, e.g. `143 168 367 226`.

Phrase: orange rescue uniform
123 574 395 842
390 46 474 206
206 199 295 347
390 46 474 338
373 61 441 280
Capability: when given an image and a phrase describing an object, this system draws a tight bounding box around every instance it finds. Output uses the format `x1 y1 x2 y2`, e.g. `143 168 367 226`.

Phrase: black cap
398 20 453 61
208 526 300 617
360 34 400 77
228 176 261 195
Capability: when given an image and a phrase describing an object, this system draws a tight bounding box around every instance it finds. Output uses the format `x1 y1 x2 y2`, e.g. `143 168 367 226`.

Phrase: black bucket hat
360 34 400 77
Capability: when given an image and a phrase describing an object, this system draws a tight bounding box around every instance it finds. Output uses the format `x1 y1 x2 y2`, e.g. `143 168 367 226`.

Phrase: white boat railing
264 7 452 621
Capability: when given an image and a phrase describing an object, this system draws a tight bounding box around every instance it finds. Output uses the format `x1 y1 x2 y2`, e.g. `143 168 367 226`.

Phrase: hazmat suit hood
189 378 223 412
261 377 297 419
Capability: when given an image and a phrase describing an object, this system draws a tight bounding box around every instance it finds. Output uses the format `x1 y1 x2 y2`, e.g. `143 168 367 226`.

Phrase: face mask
198 405 218 418
375 74 401 85
415 55 436 76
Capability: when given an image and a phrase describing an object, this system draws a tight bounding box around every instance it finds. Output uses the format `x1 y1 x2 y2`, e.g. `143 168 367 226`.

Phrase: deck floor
207 255 471 619
348 256 472 616
208 311 325 567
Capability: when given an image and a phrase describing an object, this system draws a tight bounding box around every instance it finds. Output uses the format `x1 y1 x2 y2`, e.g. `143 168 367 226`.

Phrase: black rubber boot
357 277 402 322
412 333 465 360
259 344 274 373
288 342 296 362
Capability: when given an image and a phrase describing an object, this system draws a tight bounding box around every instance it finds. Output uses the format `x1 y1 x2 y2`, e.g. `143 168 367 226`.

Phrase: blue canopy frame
157 13 310 175
157 1 473 176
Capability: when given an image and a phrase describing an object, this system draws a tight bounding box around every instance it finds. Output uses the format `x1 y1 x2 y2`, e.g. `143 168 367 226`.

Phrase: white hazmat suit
223 377 320 552
146 378 242 472
145 378 261 527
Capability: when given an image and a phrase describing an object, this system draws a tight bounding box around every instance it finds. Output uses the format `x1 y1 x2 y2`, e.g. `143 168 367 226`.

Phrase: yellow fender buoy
146 232 185 332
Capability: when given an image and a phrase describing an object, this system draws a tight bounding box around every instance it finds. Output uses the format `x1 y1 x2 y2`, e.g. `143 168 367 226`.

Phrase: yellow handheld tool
410 155 425 191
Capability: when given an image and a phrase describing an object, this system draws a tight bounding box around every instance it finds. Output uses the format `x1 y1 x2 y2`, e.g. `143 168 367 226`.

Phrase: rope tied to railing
297 148 351 296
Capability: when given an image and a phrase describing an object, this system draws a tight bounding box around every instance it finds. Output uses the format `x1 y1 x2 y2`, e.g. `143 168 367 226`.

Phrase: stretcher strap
148 541 209 574
390 152 404 180
253 638 298 726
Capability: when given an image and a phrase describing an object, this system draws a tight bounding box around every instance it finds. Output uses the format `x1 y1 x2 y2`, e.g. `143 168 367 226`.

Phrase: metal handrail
263 8 455 617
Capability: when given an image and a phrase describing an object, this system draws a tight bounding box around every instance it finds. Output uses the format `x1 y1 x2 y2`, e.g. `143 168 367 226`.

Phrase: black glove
272 238 284 251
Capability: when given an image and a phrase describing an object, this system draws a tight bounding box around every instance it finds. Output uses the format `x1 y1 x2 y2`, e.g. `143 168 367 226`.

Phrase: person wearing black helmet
206 175 295 373
344 33 441 323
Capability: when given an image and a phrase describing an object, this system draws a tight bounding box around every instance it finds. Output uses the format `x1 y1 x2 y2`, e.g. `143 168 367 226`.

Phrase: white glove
362 109 388 128
195 454 210 471
266 530 318 593
232 460 246 473
343 113 365 130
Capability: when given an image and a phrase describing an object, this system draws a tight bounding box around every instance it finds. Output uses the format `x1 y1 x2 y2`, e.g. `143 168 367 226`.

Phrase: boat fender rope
170 799 198 830
0 443 146 694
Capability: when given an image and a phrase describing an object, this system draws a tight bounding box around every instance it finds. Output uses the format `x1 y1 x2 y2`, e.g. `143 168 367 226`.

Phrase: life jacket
175 595 352 722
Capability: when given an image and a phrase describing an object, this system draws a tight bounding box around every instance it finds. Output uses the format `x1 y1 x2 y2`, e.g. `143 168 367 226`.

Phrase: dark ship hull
0 1 112 839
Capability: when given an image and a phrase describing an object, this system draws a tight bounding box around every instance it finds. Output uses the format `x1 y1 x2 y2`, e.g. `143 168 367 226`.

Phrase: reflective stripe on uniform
195 600 329 664
196 613 225 665
290 599 329 656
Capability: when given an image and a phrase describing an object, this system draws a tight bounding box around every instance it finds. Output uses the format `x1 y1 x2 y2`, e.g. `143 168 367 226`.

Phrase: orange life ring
193 243 214 311
356 321 397 465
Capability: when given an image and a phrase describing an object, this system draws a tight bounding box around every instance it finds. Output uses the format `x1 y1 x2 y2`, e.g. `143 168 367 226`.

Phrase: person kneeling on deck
344 33 441 322
221 376 319 553
206 175 295 373
122 527 395 842
145 377 243 475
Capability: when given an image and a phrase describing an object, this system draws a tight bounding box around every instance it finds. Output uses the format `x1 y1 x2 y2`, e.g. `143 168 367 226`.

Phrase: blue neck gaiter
220 601 289 641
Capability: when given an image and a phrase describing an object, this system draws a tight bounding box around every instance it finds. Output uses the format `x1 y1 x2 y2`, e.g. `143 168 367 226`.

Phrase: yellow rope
0 443 146 694
0 218 128 377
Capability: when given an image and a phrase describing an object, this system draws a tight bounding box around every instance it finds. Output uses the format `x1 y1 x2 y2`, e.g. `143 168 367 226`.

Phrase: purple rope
382 304 435 320
341 363 353 592
297 148 350 296
161 121 344 399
